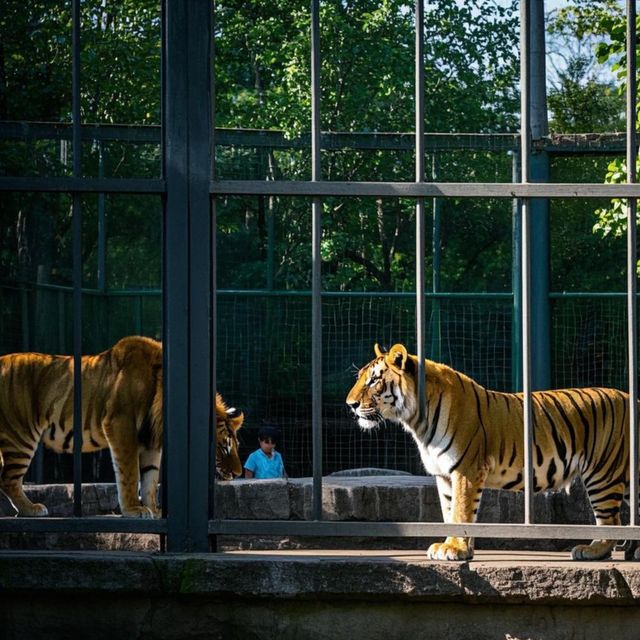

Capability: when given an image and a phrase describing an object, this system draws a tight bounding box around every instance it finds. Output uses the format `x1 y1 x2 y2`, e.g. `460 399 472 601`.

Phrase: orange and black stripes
347 343 635 561
0 336 244 517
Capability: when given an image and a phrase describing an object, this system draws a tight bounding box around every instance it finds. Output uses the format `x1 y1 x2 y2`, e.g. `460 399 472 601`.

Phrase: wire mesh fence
551 294 629 390
0 127 634 485
3 283 632 481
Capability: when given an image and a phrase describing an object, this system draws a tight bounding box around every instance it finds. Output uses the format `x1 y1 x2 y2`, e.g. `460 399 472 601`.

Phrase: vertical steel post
520 0 535 525
164 0 189 549
72 0 83 518
431 154 441 364
209 1 218 535
311 0 323 521
511 152 522 392
627 0 638 527
187 0 213 552
415 0 426 422
97 142 107 293
529 0 551 392
189 9 212 550
97 142 108 349
164 0 213 551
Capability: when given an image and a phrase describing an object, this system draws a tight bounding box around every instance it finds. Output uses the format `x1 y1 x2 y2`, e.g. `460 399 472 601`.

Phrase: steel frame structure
0 0 638 552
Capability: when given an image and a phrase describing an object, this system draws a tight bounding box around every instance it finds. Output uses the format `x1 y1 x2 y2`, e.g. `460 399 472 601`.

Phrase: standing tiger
0 336 243 518
347 343 636 561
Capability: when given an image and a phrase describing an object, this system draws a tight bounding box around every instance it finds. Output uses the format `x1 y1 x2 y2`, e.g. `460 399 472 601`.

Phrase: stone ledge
5 550 640 640
1 549 640 605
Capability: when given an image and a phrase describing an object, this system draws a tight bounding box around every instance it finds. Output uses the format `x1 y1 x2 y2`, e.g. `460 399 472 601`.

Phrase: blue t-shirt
244 449 285 479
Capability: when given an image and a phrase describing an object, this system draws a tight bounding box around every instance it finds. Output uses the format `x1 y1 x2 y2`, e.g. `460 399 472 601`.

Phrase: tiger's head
346 343 418 430
215 393 244 480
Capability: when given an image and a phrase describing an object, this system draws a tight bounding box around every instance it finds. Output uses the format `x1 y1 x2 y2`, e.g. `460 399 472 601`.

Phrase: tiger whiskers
355 409 385 431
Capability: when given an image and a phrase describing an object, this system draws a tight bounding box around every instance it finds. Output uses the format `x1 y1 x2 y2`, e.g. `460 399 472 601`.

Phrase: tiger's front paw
19 502 49 517
427 539 473 561
121 505 155 519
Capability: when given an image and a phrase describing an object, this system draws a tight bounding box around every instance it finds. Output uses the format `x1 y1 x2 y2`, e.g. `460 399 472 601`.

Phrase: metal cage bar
207 181 640 198
71 0 84 519
627 0 639 527
520 0 534 525
5 0 640 548
187 0 214 550
5 177 640 199
311 0 323 522
163 0 213 552
211 520 640 540
163 0 190 550
415 0 426 423
209 0 218 527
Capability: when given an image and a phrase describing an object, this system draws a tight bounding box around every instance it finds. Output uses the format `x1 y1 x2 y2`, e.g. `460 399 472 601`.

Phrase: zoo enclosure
0 0 639 552
0 123 634 479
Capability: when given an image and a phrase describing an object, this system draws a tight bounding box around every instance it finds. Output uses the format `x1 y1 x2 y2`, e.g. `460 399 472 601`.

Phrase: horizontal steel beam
2 122 630 154
10 282 640 301
4 516 640 540
0 121 518 151
0 177 165 194
211 519 640 541
4 177 638 198
0 121 161 143
211 180 640 199
0 517 166 534
0 282 512 300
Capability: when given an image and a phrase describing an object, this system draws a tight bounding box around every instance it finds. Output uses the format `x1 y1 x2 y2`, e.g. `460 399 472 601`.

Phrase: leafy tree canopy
214 0 520 292
548 1 640 241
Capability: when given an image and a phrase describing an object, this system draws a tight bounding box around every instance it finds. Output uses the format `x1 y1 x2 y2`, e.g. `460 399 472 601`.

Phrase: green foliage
10 1 625 297
552 3 640 244
215 0 520 292
0 0 161 292
0 0 160 123
551 155 626 292
215 0 519 135
548 56 625 133
1 0 524 296
548 1 624 41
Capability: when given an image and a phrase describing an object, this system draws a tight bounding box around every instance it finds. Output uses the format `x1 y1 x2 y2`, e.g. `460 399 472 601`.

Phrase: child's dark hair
258 425 280 442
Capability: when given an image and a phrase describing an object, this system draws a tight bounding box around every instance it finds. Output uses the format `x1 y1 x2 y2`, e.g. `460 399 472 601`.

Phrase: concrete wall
2 550 640 640
1 479 636 639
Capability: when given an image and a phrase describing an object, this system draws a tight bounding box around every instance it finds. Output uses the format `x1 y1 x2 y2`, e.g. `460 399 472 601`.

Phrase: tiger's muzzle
347 400 382 430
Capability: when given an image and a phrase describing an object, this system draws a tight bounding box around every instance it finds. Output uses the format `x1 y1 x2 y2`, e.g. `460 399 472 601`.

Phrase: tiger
215 392 244 481
347 342 636 562
0 335 243 518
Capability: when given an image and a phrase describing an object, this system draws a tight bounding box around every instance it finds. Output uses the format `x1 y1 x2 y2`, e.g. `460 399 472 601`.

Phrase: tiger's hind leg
0 440 48 517
139 445 162 518
103 413 154 518
427 470 484 561
571 479 625 561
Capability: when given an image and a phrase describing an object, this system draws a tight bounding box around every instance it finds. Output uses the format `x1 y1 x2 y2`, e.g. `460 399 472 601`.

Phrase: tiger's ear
374 343 385 358
385 344 408 370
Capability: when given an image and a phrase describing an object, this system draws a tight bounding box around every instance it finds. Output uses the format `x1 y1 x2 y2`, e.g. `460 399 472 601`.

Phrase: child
244 426 287 479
